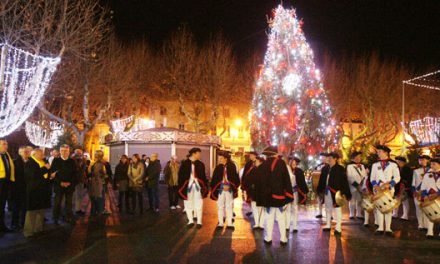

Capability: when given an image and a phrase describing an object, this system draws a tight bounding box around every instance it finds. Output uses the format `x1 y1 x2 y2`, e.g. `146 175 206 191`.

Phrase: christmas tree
251 5 338 166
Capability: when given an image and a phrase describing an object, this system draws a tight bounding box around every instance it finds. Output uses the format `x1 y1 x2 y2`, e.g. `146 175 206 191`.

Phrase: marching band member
370 145 400 235
210 151 240 230
393 156 413 221
316 153 330 219
260 146 293 246
420 158 440 239
178 148 209 228
317 152 351 235
362 169 377 227
285 156 309 232
346 151 367 219
412 155 431 231
242 156 265 230
241 151 257 216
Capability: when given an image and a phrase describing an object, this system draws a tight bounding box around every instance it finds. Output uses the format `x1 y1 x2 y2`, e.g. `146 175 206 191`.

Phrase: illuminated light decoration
110 115 156 141
0 43 61 137
409 117 440 145
403 69 440 91
250 5 338 168
25 121 64 148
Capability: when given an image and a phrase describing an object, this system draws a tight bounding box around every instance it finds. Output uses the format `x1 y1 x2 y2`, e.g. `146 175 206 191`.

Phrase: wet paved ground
0 185 439 264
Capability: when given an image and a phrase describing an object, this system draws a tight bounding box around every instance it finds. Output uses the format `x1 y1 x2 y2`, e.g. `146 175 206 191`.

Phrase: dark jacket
317 163 352 207
242 164 261 202
210 162 240 200
316 164 330 195
73 156 87 185
241 160 255 193
178 159 208 200
258 157 293 208
293 167 309 204
24 158 51 210
12 157 27 202
50 157 77 194
395 165 413 198
146 159 161 188
114 162 129 182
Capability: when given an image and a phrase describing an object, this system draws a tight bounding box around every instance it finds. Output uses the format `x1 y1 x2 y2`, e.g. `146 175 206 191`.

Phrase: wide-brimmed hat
395 156 407 163
375 145 391 153
262 146 278 156
417 155 431 160
350 151 362 159
188 147 202 155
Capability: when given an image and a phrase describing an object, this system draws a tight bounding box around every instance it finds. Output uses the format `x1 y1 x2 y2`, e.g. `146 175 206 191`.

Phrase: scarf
31 156 48 179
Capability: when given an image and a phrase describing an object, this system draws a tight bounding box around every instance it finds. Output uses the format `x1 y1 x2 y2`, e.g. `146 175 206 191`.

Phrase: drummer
412 155 431 231
315 153 330 219
420 158 440 239
370 145 401 236
393 156 413 221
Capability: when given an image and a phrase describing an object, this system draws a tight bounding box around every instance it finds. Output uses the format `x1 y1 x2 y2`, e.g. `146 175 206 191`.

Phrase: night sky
107 0 440 69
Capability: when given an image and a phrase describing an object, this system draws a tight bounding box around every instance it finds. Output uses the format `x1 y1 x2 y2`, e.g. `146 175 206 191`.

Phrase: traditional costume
412 155 431 230
178 148 208 228
393 156 413 220
346 152 367 219
285 157 308 232
419 158 440 238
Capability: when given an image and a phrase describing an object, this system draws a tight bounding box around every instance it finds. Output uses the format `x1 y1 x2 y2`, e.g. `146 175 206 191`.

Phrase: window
160 106 167 116
179 123 185 130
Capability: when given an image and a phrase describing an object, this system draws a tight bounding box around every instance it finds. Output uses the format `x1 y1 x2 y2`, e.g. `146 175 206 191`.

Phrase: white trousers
217 191 233 226
324 192 342 231
426 219 439 236
251 201 264 228
349 190 363 217
364 209 379 225
74 183 86 212
393 199 410 219
318 196 324 216
376 211 392 232
265 207 287 243
184 188 203 225
414 198 428 229
285 192 299 230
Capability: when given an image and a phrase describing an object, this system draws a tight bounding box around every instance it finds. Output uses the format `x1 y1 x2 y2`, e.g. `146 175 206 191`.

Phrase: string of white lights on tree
110 115 156 140
409 117 440 145
25 121 64 148
0 43 61 137
250 5 338 165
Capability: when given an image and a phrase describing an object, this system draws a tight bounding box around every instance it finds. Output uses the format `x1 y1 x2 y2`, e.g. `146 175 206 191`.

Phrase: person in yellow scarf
0 139 14 233
23 148 51 238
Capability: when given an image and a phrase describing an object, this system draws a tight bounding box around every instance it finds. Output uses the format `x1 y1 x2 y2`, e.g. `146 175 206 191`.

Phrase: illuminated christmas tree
251 5 338 164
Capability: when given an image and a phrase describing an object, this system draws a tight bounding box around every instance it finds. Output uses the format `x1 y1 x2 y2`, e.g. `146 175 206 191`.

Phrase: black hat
417 155 431 160
319 152 329 157
188 147 202 155
290 156 301 163
351 151 362 159
262 146 278 156
256 156 265 163
431 158 440 164
247 151 258 156
395 156 407 163
328 152 340 159
218 151 231 159
375 145 391 153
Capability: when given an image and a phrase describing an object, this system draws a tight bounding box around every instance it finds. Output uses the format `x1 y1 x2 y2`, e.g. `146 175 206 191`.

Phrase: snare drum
311 171 321 193
372 190 400 214
362 196 375 213
420 198 440 223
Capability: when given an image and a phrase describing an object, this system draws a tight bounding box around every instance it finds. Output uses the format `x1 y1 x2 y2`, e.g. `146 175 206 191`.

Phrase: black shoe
363 224 369 228
418 227 425 231
187 223 195 228
245 212 252 216
315 215 323 219
226 226 235 230
356 216 365 220
233 212 236 217
385 231 394 237
323 228 331 232
286 228 290 232
374 230 384 235
349 217 355 220
252 226 259 230
334 230 342 236
53 220 60 226
292 229 298 233
196 224 202 229
280 241 288 246
216 225 224 230
264 240 272 245
426 235 435 240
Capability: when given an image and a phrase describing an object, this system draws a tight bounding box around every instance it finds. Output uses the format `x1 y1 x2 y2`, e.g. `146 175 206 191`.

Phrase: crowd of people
0 138 439 245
